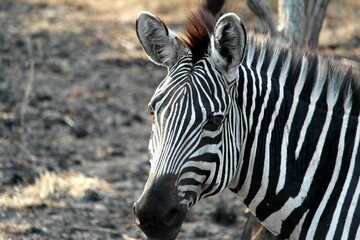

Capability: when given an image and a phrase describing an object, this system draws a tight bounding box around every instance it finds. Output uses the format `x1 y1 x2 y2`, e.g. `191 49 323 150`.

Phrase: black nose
133 194 181 227
133 174 186 240
161 207 180 227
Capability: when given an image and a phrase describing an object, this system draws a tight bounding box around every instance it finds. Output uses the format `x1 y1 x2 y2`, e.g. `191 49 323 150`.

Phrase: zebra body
133 4 360 240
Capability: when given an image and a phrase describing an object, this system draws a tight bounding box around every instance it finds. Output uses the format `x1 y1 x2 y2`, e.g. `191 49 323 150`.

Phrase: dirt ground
0 0 359 239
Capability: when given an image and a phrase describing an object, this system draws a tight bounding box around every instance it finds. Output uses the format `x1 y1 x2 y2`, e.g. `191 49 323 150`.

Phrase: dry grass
0 222 32 234
0 171 114 210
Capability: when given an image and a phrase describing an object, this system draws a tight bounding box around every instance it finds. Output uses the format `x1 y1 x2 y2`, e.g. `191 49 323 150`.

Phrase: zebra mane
180 0 224 64
179 2 360 108
246 32 360 111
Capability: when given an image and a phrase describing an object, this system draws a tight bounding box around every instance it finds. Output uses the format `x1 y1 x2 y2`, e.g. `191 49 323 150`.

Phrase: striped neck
229 32 360 238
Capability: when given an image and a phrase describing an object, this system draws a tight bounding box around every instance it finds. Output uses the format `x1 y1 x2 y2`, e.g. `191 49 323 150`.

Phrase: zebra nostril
133 203 141 225
132 203 137 215
162 208 180 227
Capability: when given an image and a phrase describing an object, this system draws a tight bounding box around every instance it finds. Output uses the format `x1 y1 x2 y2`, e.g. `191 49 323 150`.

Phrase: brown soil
0 0 359 239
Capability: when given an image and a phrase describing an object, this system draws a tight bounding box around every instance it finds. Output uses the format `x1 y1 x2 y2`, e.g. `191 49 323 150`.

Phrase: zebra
132 2 360 240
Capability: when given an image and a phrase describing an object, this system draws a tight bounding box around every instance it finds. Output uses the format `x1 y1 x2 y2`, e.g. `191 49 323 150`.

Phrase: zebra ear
211 13 246 72
136 11 186 67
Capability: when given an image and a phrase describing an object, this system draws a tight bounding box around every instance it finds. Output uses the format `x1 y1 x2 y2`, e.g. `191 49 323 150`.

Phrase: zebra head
133 10 246 240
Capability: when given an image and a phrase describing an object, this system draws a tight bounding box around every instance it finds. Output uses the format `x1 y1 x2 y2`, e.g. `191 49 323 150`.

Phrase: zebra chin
133 174 188 240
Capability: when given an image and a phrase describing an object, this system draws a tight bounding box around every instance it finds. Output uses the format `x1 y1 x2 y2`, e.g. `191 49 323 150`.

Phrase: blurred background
0 0 359 239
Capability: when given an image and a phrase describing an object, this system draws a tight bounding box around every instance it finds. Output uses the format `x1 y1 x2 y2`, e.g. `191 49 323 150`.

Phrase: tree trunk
246 0 277 36
303 0 330 48
278 0 306 47
247 0 330 49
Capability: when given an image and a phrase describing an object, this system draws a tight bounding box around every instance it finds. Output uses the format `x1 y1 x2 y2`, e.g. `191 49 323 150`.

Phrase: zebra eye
204 114 224 131
209 114 224 125
211 115 223 125
147 106 155 123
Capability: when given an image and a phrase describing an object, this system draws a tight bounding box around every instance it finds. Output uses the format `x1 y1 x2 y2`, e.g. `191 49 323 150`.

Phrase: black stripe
348 180 360 240
298 112 343 239
244 91 277 205
333 145 360 239
256 90 294 220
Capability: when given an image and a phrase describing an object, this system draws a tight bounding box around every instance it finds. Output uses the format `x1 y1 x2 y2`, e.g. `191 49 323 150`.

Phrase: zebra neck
229 40 300 199
228 36 360 239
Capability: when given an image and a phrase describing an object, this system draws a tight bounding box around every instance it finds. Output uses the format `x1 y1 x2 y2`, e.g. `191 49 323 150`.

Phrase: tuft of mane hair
180 0 224 64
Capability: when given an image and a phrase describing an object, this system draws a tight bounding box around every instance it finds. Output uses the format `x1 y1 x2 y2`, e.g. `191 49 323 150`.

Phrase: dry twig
19 37 37 161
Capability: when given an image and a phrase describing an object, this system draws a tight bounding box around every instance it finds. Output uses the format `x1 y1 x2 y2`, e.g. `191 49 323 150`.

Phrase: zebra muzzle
133 174 187 240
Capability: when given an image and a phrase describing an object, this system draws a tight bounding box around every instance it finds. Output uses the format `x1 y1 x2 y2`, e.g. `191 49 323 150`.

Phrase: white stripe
159 96 183 173
295 60 327 160
341 176 360 239
237 48 280 198
255 43 267 94
245 39 260 131
228 66 249 189
325 116 360 240
249 51 291 210
240 65 248 142
355 224 360 240
276 56 309 194
163 79 205 173
171 102 203 173
249 69 257 130
169 99 193 172
193 72 215 110
189 144 222 158
153 86 188 173
306 110 350 239
263 94 335 235
179 172 206 184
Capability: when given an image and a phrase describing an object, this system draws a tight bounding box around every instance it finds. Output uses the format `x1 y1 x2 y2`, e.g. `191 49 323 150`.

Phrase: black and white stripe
148 53 241 208
228 34 360 239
